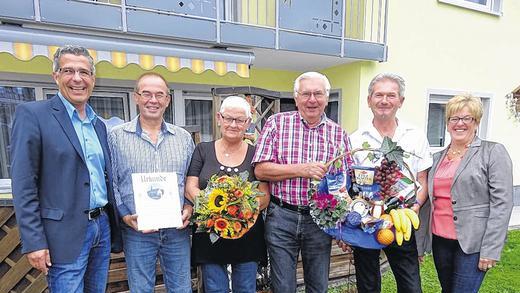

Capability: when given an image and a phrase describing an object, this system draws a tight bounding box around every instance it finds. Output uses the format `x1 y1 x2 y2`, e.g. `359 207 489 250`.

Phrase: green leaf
334 159 343 169
380 136 406 168
362 141 371 149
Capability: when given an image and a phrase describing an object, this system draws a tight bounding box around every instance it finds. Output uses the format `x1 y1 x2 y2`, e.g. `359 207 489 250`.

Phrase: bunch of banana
389 208 420 246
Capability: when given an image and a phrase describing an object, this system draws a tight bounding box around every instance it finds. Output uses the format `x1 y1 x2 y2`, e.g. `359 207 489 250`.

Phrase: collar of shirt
298 111 327 128
58 92 97 124
122 115 176 136
357 118 415 144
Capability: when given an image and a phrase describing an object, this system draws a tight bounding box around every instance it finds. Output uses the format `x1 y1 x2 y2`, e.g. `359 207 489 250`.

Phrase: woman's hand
418 255 424 264
258 182 270 210
478 257 496 271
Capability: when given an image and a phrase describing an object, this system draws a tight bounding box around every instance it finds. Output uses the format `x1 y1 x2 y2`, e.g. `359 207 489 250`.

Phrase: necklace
221 141 242 158
448 143 470 156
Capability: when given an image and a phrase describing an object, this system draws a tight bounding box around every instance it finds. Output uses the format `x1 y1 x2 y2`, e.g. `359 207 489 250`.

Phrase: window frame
0 84 38 183
425 88 492 152
438 0 503 16
0 80 134 183
43 88 132 121
175 90 214 126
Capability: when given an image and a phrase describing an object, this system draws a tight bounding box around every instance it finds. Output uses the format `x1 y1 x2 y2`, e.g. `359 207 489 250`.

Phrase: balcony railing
1 0 388 60
225 0 387 44
71 0 387 44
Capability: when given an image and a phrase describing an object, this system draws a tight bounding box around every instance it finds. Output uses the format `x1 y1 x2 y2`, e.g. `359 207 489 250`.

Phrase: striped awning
0 26 254 78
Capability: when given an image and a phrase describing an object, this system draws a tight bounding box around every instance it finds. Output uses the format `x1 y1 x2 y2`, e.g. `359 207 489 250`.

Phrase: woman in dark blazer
416 95 513 293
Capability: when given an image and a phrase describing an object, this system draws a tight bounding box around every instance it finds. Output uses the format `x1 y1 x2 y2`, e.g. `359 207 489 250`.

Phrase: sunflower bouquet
193 171 263 242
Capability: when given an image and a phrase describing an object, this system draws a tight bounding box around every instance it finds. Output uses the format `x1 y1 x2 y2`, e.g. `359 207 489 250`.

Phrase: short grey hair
368 73 405 97
52 45 95 75
220 96 252 118
293 71 331 97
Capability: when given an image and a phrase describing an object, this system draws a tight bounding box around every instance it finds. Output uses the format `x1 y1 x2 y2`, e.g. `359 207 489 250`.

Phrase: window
0 86 36 179
438 0 502 15
426 91 490 150
45 90 130 120
184 95 213 142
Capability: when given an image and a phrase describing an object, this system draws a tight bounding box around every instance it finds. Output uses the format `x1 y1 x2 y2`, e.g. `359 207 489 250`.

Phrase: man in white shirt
345 73 432 293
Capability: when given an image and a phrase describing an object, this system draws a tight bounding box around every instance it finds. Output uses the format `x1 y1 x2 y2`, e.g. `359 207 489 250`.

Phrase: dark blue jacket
11 95 122 263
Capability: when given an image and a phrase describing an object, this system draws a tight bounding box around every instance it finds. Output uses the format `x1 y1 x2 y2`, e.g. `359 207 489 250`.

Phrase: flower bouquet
193 171 263 243
309 137 421 249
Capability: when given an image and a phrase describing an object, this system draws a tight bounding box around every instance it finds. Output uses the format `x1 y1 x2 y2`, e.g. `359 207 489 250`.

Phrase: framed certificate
131 172 183 230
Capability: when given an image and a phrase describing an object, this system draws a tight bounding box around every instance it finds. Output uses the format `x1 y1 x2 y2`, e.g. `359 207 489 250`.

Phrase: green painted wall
321 61 367 133
0 53 299 92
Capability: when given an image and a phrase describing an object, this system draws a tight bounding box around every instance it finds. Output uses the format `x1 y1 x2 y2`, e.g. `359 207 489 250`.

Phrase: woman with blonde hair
417 94 513 293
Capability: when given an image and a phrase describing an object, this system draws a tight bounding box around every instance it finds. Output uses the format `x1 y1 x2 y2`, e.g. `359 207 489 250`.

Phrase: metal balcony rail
72 0 387 44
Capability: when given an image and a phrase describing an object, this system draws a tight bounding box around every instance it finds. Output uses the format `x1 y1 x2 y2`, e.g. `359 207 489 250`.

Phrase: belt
85 205 107 220
271 196 310 215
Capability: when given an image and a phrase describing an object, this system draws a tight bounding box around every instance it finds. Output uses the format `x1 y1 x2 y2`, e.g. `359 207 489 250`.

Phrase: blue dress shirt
58 93 108 209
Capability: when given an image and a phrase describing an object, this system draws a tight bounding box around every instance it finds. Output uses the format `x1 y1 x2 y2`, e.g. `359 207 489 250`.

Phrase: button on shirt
58 93 107 209
108 116 195 217
253 111 351 206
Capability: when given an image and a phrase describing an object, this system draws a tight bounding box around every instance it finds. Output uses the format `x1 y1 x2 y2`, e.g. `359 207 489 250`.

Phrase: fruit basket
309 137 421 249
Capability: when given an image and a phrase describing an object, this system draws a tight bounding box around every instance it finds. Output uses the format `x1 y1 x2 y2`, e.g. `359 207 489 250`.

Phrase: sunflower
208 189 228 212
214 218 229 232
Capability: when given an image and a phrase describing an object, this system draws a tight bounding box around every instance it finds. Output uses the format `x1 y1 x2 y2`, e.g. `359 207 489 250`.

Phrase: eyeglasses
448 116 475 124
135 91 170 101
298 91 326 99
219 113 249 126
58 67 93 78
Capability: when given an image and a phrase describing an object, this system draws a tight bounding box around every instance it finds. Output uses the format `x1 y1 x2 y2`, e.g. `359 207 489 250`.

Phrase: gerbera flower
243 209 253 220
214 218 229 232
233 221 242 232
227 205 239 217
208 189 228 212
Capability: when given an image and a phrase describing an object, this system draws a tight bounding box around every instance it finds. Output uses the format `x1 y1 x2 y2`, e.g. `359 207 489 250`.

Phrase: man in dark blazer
10 45 122 293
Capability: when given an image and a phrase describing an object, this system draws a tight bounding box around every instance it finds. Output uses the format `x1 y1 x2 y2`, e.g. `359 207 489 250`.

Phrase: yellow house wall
349 0 520 183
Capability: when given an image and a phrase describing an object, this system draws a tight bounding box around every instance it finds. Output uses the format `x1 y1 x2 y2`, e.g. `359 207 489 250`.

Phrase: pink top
431 155 462 239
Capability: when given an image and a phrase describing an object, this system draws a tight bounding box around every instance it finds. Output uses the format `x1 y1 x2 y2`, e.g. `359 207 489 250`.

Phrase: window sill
438 0 502 16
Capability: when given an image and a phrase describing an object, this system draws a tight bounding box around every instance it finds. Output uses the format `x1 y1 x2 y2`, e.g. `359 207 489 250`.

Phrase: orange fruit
376 228 395 245
380 214 393 223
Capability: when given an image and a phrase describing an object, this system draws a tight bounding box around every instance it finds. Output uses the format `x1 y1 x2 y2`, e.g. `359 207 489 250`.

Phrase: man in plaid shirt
253 72 350 293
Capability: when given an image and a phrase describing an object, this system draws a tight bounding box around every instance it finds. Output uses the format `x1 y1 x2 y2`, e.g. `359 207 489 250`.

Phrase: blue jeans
353 231 421 293
201 261 258 293
264 201 332 293
432 234 486 293
47 212 111 293
122 226 192 293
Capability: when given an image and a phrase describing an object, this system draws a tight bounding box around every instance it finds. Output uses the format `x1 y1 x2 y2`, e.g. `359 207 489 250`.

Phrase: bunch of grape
374 158 401 198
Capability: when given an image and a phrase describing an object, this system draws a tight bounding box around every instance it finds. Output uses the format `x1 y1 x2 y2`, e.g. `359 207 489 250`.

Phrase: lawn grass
329 229 520 292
